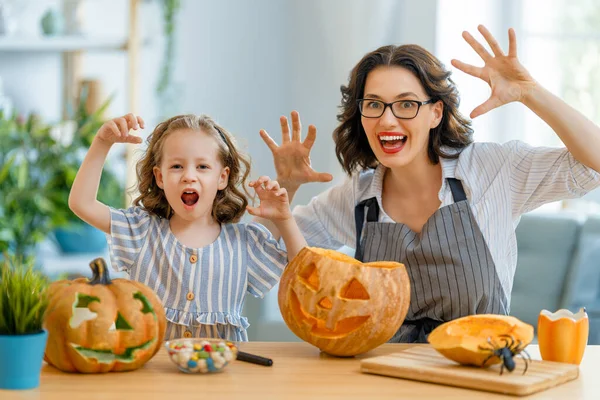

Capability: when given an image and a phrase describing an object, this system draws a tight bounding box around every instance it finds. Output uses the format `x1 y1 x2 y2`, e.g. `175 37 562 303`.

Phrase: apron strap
447 178 467 202
353 178 465 261
354 197 378 261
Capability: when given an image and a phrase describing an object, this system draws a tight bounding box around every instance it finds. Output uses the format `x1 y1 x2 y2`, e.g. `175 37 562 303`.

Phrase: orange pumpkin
427 314 534 367
538 308 588 365
43 258 167 373
278 247 410 357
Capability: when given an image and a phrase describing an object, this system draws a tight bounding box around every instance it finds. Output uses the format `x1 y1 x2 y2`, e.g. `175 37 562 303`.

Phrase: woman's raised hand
259 111 333 194
451 25 536 119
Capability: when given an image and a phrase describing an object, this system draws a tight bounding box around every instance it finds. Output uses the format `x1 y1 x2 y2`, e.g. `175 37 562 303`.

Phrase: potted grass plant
0 254 50 390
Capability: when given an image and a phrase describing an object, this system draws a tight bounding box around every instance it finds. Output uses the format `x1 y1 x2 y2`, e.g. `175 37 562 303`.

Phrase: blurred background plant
155 0 182 118
0 85 123 260
156 0 181 97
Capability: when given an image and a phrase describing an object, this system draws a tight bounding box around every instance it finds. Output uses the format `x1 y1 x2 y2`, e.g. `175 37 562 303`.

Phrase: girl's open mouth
379 134 407 154
181 191 199 209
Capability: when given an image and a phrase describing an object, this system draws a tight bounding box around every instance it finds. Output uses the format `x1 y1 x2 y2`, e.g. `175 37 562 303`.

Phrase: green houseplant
0 254 50 390
49 86 125 253
156 0 182 118
0 86 124 259
156 0 182 97
0 111 63 259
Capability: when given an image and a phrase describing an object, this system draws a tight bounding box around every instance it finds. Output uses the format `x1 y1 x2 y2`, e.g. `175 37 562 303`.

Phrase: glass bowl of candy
165 338 238 374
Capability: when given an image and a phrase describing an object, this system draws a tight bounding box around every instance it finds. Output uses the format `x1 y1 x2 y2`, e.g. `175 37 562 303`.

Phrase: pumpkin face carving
43 258 167 373
278 247 410 356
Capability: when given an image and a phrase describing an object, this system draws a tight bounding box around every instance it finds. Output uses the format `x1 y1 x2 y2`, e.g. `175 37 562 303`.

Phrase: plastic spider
478 334 531 375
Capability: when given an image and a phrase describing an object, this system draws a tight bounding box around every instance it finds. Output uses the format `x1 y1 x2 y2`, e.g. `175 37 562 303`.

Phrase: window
436 0 600 213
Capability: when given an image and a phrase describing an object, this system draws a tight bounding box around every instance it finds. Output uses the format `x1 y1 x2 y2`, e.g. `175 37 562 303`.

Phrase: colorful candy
166 339 237 373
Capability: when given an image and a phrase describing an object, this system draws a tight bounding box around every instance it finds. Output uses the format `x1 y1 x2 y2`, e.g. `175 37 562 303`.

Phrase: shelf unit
0 0 140 117
0 0 142 274
0 0 141 202
0 37 128 51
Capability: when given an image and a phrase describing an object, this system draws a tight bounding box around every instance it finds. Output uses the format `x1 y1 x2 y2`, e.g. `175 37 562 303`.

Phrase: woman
255 25 600 343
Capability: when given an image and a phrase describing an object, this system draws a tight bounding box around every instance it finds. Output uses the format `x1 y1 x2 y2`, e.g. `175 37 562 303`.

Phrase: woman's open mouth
378 134 407 154
181 190 199 210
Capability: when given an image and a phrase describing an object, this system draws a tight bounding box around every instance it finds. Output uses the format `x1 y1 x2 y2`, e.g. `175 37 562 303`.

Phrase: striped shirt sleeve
106 206 152 272
507 140 600 216
245 222 288 298
291 175 357 250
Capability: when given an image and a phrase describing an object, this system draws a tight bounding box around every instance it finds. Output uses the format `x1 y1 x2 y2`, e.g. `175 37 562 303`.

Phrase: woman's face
360 66 443 170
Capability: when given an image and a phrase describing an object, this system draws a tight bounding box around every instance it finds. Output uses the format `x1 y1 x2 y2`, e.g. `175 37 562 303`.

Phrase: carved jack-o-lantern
278 247 411 356
43 258 167 373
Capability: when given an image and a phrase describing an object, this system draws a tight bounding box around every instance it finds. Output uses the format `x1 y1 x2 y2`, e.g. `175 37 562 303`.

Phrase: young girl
69 113 307 341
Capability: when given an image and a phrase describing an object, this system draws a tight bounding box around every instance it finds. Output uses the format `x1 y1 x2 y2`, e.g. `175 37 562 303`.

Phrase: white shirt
291 140 600 300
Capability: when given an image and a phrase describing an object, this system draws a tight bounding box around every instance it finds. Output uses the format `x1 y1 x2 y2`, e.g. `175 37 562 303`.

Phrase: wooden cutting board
360 346 579 396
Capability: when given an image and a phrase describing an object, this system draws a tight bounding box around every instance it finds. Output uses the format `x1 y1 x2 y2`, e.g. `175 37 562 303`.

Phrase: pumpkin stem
89 258 112 285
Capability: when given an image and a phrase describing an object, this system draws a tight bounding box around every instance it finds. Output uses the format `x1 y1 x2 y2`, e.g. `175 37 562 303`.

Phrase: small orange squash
278 247 411 357
43 258 167 373
427 314 534 367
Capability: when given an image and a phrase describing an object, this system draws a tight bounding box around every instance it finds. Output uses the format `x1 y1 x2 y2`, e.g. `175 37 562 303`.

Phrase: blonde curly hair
132 114 251 223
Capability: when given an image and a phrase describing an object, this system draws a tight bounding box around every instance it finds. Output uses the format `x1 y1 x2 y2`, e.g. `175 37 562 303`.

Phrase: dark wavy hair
333 44 473 174
132 114 251 223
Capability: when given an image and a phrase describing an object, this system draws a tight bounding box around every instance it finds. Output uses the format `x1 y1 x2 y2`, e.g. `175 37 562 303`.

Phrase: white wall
175 0 438 209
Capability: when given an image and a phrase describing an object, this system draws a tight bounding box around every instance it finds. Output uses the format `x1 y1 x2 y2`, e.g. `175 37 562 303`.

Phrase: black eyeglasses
357 98 436 119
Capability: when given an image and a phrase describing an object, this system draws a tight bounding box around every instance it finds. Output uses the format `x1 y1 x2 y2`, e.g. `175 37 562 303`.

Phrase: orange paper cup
537 307 588 365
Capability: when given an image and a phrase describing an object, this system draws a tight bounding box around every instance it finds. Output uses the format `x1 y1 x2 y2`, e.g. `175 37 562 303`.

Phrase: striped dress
290 140 600 306
106 206 288 341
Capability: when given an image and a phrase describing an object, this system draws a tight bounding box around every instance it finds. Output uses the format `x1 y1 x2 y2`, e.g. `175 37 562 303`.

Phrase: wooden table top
2 342 599 399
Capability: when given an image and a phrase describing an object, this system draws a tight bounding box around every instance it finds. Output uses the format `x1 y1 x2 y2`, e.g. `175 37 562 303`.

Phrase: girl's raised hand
247 176 292 221
96 113 146 145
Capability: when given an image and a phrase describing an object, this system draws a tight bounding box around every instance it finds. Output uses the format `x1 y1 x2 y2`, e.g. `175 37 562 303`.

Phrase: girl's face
153 128 229 222
360 66 443 170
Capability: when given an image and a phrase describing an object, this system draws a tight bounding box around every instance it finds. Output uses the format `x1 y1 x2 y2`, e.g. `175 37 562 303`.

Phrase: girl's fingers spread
266 180 280 191
257 175 271 185
136 115 146 129
246 206 260 216
108 121 121 137
124 113 139 129
116 118 129 136
252 185 265 195
127 135 143 144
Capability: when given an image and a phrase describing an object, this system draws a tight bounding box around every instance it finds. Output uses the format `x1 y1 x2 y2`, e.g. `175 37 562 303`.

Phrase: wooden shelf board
0 36 128 52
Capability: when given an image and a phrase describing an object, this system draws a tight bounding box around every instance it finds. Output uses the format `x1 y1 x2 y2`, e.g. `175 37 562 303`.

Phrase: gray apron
354 178 508 343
